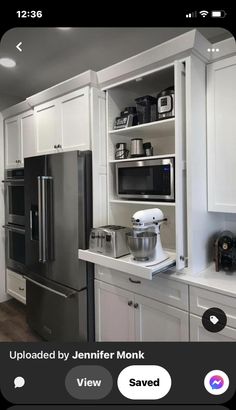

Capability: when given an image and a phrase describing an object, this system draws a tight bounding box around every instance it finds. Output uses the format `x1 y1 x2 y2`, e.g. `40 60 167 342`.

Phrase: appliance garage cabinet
101 53 220 277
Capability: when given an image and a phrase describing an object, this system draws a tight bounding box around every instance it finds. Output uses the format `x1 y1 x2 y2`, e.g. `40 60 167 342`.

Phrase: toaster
89 225 132 258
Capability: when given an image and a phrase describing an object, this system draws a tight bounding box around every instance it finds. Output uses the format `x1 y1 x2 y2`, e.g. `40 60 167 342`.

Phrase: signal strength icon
186 11 197 18
199 10 209 17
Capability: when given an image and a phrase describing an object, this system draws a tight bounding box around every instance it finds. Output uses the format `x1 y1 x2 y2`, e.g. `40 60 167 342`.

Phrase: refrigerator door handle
41 176 53 263
29 209 33 240
37 176 43 262
24 276 76 299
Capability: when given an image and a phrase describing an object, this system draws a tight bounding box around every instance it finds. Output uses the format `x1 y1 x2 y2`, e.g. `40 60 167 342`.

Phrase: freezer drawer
25 275 88 341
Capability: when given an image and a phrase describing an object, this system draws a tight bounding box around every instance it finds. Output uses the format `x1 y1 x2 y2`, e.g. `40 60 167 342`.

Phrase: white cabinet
95 280 135 341
21 110 36 158
190 286 236 329
6 269 26 304
5 116 22 168
60 88 90 151
135 294 189 341
207 56 236 212
95 277 189 342
35 100 60 154
190 314 236 341
34 87 90 155
189 285 236 341
5 110 36 168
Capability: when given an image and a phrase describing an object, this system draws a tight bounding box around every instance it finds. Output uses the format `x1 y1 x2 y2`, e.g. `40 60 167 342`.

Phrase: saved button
117 365 171 400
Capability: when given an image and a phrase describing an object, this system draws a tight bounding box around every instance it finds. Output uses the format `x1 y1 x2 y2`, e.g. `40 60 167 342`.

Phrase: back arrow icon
16 42 22 52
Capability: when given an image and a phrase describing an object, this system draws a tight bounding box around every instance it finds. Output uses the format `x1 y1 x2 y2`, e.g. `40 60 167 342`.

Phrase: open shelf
110 199 176 206
109 153 175 164
109 118 175 138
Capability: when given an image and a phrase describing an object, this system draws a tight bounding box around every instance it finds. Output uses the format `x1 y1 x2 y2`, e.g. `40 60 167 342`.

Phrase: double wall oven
3 168 25 274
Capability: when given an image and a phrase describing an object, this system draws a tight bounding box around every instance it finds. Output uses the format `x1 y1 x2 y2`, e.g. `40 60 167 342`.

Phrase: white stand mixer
131 208 168 264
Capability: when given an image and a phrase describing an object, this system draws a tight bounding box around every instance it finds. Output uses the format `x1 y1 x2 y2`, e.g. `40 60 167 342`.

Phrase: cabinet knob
134 303 139 309
18 287 24 291
128 300 133 306
57 144 62 149
54 145 57 149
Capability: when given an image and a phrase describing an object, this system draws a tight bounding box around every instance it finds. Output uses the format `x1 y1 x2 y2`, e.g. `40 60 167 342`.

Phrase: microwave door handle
37 176 43 262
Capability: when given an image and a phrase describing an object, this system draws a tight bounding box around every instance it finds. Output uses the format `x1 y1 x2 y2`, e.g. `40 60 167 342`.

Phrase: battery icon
211 10 227 18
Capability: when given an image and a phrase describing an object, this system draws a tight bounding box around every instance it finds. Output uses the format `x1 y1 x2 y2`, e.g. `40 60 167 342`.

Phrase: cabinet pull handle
57 144 62 148
128 300 133 306
53 145 57 149
18 287 24 291
129 278 141 284
134 303 139 309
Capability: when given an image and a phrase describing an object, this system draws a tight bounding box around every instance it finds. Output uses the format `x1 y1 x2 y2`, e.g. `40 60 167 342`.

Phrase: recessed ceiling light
0 58 16 68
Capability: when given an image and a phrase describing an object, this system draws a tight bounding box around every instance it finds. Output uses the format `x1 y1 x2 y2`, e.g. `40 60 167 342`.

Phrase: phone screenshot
0 5 235 409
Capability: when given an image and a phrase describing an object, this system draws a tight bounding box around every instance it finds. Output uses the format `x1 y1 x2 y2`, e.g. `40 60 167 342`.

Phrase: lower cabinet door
135 294 189 341
190 314 236 341
95 280 135 342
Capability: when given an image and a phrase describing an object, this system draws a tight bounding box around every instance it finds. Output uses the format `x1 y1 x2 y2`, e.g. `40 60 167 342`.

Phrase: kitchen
0 27 236 342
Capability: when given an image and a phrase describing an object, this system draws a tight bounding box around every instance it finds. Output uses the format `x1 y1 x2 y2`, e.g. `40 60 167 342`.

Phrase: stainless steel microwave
115 157 175 201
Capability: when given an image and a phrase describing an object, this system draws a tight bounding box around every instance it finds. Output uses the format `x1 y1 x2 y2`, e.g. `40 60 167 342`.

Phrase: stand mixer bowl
127 231 157 261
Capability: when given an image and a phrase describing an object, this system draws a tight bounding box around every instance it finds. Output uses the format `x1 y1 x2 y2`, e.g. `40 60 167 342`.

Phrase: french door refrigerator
24 151 94 341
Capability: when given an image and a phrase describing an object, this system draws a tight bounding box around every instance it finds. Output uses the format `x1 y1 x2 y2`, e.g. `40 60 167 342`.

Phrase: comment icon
14 376 25 389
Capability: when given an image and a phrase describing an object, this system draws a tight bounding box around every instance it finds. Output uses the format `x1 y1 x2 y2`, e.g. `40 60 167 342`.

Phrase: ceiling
0 27 232 111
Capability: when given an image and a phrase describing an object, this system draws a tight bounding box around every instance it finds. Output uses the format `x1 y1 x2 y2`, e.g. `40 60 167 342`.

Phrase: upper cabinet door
21 110 36 159
60 87 90 151
35 100 60 154
5 116 22 168
207 56 236 213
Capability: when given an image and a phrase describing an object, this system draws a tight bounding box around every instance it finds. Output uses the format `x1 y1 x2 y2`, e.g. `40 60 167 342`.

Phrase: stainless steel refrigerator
24 151 94 341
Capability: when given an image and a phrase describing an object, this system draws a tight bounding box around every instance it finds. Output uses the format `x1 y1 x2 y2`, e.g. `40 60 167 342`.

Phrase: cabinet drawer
190 286 236 329
95 266 188 311
190 314 236 341
6 269 26 304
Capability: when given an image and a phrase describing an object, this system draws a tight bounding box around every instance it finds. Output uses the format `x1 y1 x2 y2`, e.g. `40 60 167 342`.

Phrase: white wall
0 113 7 302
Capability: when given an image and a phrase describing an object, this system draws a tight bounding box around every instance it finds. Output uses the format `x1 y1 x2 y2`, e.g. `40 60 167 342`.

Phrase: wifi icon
199 10 209 17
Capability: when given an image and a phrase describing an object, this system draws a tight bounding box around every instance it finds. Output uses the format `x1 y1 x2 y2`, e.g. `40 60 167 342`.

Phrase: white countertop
79 249 236 298
160 266 236 298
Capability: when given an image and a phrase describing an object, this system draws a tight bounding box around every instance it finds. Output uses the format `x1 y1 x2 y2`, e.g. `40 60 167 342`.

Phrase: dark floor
0 299 42 341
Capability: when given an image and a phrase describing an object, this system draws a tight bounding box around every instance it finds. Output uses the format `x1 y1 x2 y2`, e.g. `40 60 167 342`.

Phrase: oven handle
24 276 76 299
2 179 24 183
3 225 25 234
